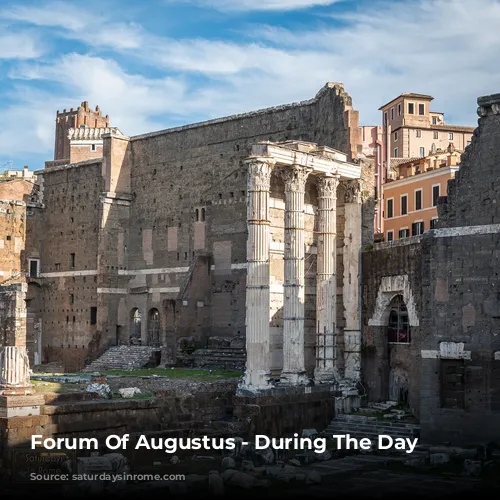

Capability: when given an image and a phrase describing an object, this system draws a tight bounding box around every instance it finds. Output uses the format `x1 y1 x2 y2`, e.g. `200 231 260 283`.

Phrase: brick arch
368 274 419 327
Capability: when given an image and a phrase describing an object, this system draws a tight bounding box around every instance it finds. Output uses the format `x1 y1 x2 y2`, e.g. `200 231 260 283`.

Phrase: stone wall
361 238 423 416
26 83 367 371
234 387 335 437
0 201 26 285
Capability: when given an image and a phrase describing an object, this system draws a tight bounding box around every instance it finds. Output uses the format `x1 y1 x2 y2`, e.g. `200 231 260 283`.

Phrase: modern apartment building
383 147 461 241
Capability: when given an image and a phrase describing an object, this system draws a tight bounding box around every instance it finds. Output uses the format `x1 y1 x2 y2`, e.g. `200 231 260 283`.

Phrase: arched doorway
129 308 142 345
148 308 161 346
387 295 411 403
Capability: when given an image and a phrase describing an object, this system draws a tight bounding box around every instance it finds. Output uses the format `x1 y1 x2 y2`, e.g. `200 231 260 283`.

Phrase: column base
0 386 33 396
313 366 339 385
279 371 310 386
0 394 44 418
239 370 274 393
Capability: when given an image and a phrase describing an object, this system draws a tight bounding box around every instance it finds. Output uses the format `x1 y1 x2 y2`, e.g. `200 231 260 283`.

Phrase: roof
68 127 122 141
390 157 422 169
430 124 475 133
379 93 434 110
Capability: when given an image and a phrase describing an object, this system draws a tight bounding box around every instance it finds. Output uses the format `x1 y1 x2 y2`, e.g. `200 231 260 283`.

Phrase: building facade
24 83 374 377
383 148 461 241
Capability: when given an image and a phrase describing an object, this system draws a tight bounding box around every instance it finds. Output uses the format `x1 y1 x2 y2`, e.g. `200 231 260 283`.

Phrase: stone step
82 346 158 372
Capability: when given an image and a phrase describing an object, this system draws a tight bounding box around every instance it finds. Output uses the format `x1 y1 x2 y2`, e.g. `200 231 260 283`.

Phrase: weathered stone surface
118 387 141 398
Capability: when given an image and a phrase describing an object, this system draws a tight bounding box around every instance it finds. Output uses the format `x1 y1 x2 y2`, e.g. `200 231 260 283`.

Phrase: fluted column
0 346 32 395
241 157 275 391
343 180 362 382
314 173 340 384
280 165 312 385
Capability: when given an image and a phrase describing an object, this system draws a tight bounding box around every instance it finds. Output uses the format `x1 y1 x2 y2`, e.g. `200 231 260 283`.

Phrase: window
430 218 438 229
90 144 97 152
384 111 388 124
55 263 61 271
394 147 398 157
408 103 414 114
195 209 199 221
440 359 465 409
398 228 410 239
433 131 439 139
412 221 424 236
129 308 140 338
432 184 440 206
394 131 398 141
387 198 394 219
418 103 425 115
390 107 394 120
415 189 422 211
29 259 40 278
90 307 97 325
448 132 454 140
387 230 394 242
419 147 425 157
70 253 75 268
6 235 11 241
401 195 408 215
397 103 402 116
416 129 422 138
387 295 410 343
432 116 438 125
201 208 206 222
70 294 74 305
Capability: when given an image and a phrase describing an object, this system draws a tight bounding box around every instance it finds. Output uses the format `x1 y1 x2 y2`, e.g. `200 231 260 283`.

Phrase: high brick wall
361 238 423 416
26 83 366 371
0 201 26 284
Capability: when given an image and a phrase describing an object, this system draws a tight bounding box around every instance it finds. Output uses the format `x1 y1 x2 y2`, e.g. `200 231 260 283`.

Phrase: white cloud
0 32 43 59
175 0 343 11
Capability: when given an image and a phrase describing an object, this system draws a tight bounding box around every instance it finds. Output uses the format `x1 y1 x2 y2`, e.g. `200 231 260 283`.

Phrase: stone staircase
323 414 420 442
193 347 246 370
82 345 158 372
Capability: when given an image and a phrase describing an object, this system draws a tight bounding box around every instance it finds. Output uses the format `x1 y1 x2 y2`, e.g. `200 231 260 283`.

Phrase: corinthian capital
246 157 275 191
316 173 340 198
343 179 361 204
280 164 313 193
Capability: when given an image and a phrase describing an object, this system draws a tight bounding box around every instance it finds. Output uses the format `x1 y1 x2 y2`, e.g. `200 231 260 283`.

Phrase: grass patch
31 380 83 393
105 368 243 381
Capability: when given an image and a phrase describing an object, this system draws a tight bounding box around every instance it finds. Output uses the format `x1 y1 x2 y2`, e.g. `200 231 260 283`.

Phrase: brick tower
54 101 110 161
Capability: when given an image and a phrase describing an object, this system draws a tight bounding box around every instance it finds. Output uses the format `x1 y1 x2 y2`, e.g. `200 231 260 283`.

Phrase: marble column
314 173 340 384
343 180 362 382
0 346 31 395
241 157 275 391
280 164 312 385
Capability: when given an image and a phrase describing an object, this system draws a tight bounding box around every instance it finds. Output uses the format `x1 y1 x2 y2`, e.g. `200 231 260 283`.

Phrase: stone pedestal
0 394 44 418
240 157 275 391
0 346 32 396
280 165 312 386
314 174 340 384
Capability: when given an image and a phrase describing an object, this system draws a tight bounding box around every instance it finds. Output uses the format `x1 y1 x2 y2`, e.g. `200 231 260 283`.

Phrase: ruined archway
129 308 142 344
148 308 161 346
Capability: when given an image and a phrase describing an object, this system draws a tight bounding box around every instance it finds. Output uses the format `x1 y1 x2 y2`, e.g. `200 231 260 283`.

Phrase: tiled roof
390 157 422 169
430 124 475 133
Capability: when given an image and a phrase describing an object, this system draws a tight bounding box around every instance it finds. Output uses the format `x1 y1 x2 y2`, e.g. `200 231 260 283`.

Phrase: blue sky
1 0 499 171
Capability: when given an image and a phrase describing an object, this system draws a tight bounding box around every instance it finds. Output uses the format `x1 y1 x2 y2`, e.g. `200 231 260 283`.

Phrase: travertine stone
280 165 312 385
0 346 32 395
240 157 275 391
314 174 340 384
343 180 362 382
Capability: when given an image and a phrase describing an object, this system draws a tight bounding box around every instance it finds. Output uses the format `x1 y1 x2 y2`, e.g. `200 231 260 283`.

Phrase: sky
0 0 499 171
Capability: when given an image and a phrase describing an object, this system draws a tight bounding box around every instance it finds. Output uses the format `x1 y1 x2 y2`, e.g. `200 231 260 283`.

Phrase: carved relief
343 179 361 204
246 158 274 191
279 164 313 192
316 174 340 198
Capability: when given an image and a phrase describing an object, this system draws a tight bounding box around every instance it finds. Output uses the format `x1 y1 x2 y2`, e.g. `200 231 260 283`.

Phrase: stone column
343 180 362 382
241 157 275 391
0 346 31 395
314 173 340 384
280 164 312 385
